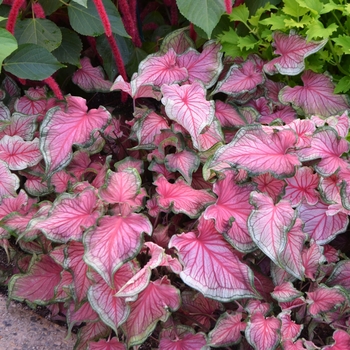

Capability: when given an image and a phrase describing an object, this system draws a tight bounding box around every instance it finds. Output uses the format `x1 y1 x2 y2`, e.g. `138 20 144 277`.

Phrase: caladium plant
1 25 350 350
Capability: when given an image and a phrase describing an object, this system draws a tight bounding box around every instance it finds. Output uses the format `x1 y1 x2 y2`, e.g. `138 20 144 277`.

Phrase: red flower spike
32 2 46 19
5 0 26 34
92 0 112 37
44 77 64 100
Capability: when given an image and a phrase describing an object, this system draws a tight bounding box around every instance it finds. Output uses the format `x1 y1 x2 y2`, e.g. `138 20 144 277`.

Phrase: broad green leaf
176 0 225 39
71 0 88 7
229 4 250 24
3 44 64 80
282 0 309 17
68 0 129 38
14 19 62 52
38 0 62 15
96 34 134 79
296 0 323 15
52 28 82 66
306 21 338 40
334 76 350 94
333 35 350 54
0 28 17 73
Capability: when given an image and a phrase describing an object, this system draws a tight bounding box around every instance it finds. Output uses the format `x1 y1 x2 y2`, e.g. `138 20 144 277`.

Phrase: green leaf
3 44 64 80
320 0 343 14
38 0 62 15
296 0 323 15
237 35 259 50
218 27 252 59
284 15 313 29
282 0 309 17
96 34 134 79
71 0 88 7
306 21 338 40
245 0 281 16
0 28 17 73
176 0 225 39
126 48 148 77
51 28 82 66
333 35 350 54
249 3 277 27
229 4 249 23
260 13 289 30
14 19 62 52
334 76 350 93
68 0 129 38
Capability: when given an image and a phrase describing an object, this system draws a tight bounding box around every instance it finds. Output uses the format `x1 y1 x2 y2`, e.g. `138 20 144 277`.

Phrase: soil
0 246 75 350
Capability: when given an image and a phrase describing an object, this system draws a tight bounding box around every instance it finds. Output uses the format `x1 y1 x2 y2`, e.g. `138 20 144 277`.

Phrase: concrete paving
0 294 76 350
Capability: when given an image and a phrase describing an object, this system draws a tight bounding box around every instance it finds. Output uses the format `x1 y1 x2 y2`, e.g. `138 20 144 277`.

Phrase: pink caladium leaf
298 128 349 176
154 175 216 218
197 118 224 151
0 160 19 197
323 330 350 350
170 216 259 302
67 301 99 334
176 40 223 88
0 135 42 170
215 100 248 127
208 311 246 347
180 291 223 330
122 276 181 348
0 112 37 141
15 95 46 115
204 170 256 252
282 339 306 350
271 282 303 303
161 82 215 149
264 31 327 76
278 310 303 342
306 285 346 316
159 27 195 54
302 241 326 281
35 188 103 243
311 111 350 138
72 57 113 92
134 49 188 88
214 60 264 96
209 126 300 177
244 299 271 316
83 212 152 287
298 200 348 245
133 110 169 147
89 338 126 350
279 218 306 280
327 260 350 291
279 71 350 117
64 241 91 304
283 167 319 207
88 264 134 333
248 191 295 266
8 254 63 305
75 321 110 350
99 169 143 210
40 95 111 177
159 332 208 350
245 312 281 350
164 149 200 184
112 75 162 100
253 173 285 203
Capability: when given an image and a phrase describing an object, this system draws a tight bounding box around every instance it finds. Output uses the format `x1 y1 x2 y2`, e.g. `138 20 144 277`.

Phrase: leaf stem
327 41 349 76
